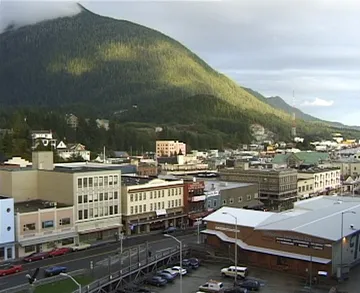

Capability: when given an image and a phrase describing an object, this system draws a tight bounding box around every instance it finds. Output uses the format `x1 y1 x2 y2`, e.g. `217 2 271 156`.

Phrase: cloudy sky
1 0 360 125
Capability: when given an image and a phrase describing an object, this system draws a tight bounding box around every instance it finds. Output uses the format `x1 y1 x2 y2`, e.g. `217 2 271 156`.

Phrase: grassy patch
34 276 93 293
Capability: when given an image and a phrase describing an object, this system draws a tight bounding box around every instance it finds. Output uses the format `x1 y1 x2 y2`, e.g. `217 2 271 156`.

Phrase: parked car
71 243 91 251
44 266 67 277
48 247 72 257
145 276 167 287
188 258 200 268
198 280 225 292
117 286 155 293
23 252 49 262
236 280 260 291
156 271 176 282
224 288 248 293
221 266 248 278
0 264 23 276
163 268 179 276
171 266 187 276
163 226 177 234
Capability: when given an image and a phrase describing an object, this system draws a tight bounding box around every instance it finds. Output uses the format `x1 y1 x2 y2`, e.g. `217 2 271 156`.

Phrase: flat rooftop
121 175 180 186
204 180 255 191
298 167 340 173
14 199 70 213
204 196 360 241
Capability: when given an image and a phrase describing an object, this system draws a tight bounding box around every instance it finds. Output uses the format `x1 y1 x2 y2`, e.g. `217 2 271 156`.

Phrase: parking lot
137 262 323 293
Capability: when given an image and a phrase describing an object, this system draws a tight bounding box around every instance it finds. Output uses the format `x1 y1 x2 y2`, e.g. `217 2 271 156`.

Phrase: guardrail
78 246 186 293
0 269 86 293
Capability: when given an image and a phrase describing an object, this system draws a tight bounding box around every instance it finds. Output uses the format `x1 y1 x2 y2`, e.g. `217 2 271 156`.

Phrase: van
220 266 248 278
198 280 225 292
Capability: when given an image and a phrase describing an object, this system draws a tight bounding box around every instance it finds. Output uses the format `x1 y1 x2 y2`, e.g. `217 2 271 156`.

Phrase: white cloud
301 98 334 107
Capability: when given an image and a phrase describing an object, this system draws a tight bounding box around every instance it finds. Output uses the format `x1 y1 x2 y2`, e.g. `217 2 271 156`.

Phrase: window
7 226 11 231
23 223 36 231
89 194 93 203
100 193 104 201
114 191 118 199
247 194 252 200
89 177 93 188
99 177 103 187
105 193 108 200
150 203 153 211
78 210 83 220
109 192 113 200
229 198 234 204
77 178 82 188
61 238 74 246
42 220 54 229
135 206 138 214
135 194 138 201
94 208 98 217
175 188 178 195
238 196 243 202
143 204 146 212
114 205 118 214
59 218 71 225
162 202 165 209
139 193 142 201
130 194 134 202
223 199 227 204
143 193 146 200
6 208 11 213
99 207 104 217
114 175 118 185
24 245 35 253
104 206 109 215
94 177 98 187
83 194 88 203
78 195 82 204
131 207 134 214
104 176 108 186
178 188 181 195
110 206 113 215
179 198 181 206
139 205 142 213
172 189 174 196
84 209 88 219
109 176 113 185
89 208 93 218
83 178 88 188
168 201 171 208
150 192 153 199
94 194 98 202
254 193 259 199
172 200 174 207
162 190 165 197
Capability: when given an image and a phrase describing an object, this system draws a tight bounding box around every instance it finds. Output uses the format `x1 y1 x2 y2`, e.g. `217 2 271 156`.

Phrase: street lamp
196 217 202 244
60 273 81 293
340 210 356 280
222 211 239 284
164 234 183 293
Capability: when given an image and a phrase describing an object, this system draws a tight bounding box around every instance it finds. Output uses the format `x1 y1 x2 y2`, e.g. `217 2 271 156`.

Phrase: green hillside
0 6 359 144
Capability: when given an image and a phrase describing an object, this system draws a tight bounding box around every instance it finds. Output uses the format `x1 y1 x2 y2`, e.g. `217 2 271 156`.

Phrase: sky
1 0 360 125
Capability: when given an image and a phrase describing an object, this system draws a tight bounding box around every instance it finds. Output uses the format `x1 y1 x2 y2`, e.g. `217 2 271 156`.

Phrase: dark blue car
44 266 67 277
156 271 176 282
145 276 167 287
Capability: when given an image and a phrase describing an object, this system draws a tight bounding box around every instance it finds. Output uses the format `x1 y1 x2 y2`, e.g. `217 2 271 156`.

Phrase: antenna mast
291 90 297 138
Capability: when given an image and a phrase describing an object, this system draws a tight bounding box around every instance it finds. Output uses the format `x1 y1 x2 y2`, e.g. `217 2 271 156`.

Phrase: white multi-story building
156 140 186 157
0 197 15 261
298 168 341 194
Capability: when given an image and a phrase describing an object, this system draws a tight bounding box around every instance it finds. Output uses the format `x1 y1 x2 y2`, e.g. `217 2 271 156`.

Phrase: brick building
202 197 360 279
183 179 208 225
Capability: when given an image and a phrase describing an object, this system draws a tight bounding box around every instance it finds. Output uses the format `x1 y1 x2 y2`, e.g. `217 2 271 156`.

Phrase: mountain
0 6 359 142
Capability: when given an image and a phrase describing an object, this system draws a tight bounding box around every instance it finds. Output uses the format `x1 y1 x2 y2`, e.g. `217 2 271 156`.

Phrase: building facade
183 179 207 225
156 140 186 157
137 163 158 177
297 178 315 199
0 197 15 261
220 163 298 210
298 168 341 195
331 160 360 179
15 200 77 257
121 177 185 235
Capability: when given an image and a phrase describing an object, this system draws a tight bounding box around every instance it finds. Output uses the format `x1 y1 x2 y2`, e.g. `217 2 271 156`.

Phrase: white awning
156 209 167 216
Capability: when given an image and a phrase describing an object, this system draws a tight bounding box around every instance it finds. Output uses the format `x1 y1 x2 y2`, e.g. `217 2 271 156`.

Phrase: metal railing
0 269 86 293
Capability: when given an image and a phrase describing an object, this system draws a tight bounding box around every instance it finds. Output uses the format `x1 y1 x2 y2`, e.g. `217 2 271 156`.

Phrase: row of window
23 218 71 231
223 194 253 205
78 191 118 203
77 175 119 189
130 188 182 202
298 184 313 192
314 172 340 180
78 205 119 220
130 199 182 215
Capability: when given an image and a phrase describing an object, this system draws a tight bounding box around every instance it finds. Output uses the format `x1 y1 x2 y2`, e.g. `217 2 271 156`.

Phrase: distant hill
0 5 359 142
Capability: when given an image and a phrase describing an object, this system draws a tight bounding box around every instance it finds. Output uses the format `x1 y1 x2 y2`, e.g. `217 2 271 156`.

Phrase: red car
0 264 23 276
48 247 72 257
23 251 49 262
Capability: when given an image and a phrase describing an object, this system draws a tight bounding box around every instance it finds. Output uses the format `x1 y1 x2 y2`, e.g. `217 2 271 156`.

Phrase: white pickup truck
71 243 91 251
198 280 225 292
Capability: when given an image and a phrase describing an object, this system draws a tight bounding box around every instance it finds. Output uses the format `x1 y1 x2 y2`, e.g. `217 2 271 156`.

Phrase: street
0 232 197 290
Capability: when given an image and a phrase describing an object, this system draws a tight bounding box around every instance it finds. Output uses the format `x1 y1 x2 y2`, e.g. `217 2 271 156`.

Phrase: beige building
15 200 76 257
297 178 315 199
298 167 341 195
0 152 122 245
331 160 360 178
219 162 298 211
121 176 185 235
156 140 186 157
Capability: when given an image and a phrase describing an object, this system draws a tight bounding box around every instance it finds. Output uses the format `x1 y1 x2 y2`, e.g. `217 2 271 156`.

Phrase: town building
219 162 298 210
156 140 186 157
158 154 209 175
0 152 122 245
65 114 78 129
298 168 341 195
0 197 15 261
272 151 330 169
183 178 208 225
121 176 185 235
297 178 315 199
15 200 77 257
56 141 90 161
202 196 360 279
331 158 360 179
31 130 57 150
137 162 158 177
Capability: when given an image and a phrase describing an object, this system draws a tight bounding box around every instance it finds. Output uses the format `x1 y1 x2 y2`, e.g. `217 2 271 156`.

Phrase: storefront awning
78 224 121 234
18 231 78 247
156 209 167 216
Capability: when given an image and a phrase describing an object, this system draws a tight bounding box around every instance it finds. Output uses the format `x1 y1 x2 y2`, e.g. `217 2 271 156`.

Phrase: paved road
0 232 196 290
